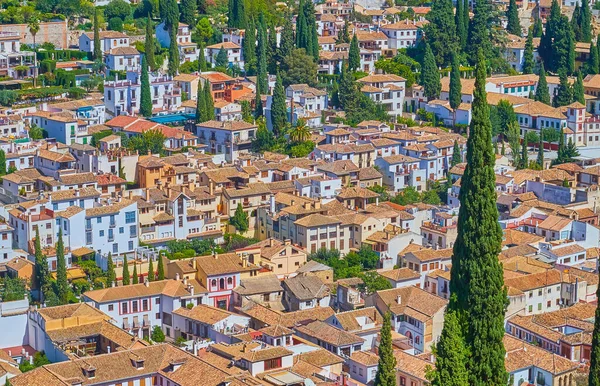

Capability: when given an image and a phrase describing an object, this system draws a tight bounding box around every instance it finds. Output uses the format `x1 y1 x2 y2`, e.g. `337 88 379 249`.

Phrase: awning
71 246 95 258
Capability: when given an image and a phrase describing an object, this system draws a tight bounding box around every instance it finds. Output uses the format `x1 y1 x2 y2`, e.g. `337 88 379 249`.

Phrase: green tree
289 119 311 143
145 15 157 71
122 257 130 285
429 310 469 386
151 325 165 342
552 16 575 74
267 24 278 74
105 0 131 20
449 54 462 110
520 136 528 169
573 72 585 104
108 17 124 32
357 271 392 294
255 14 268 95
490 99 517 136
157 253 165 280
0 149 5 175
168 31 180 75
280 48 318 87
128 129 166 155
34 228 49 297
93 8 101 61
278 17 294 63
251 118 275 152
451 140 462 166
270 74 287 135
421 42 441 100
507 121 521 168
106 252 116 286
348 34 360 71
537 130 544 168
338 19 350 43
132 263 139 284
589 271 600 386
455 0 467 50
204 80 215 120
227 0 246 28
535 64 551 105
230 203 249 233
180 0 196 26
374 312 396 386
296 0 318 60
572 3 582 42
522 31 535 74
55 229 69 305
506 0 521 36
532 17 543 37
196 81 206 123
444 50 508 385
140 55 152 117
215 46 228 68
29 125 43 140
147 257 155 282
587 41 599 74
243 20 256 74
581 0 592 42
424 0 458 66
467 0 493 62
553 69 573 107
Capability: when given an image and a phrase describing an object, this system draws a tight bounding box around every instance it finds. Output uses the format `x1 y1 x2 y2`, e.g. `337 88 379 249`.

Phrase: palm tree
28 15 40 87
289 119 310 143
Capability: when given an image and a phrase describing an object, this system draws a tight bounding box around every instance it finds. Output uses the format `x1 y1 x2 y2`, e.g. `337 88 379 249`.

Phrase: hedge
37 50 88 61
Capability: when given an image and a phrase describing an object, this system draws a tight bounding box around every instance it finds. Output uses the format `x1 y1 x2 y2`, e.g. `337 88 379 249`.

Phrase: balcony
421 221 456 233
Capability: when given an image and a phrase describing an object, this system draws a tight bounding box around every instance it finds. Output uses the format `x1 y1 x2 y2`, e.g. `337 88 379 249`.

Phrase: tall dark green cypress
180 0 196 26
431 310 469 386
374 312 396 386
296 0 318 60
106 252 116 286
296 0 308 51
467 0 492 62
157 254 165 280
122 256 130 285
424 0 458 66
522 31 535 74
256 14 268 96
34 228 48 298
532 17 543 37
588 41 599 74
278 17 294 63
462 0 469 39
145 15 157 71
553 69 573 107
449 54 462 110
452 140 462 166
421 42 441 100
348 34 360 71
132 263 139 284
520 136 528 169
56 229 68 305
93 8 102 61
573 72 585 104
537 130 544 168
243 20 257 75
535 63 551 105
147 258 155 282
270 74 287 135
204 80 215 120
168 26 180 75
571 3 582 42
140 54 152 117
506 0 521 36
581 0 592 42
227 0 246 28
445 50 507 385
267 24 278 74
196 81 206 123
455 0 467 50
589 272 600 386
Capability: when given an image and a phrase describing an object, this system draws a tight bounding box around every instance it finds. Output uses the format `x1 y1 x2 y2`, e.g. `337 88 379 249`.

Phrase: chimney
291 200 296 206
175 273 180 281
145 188 150 202
128 190 133 199
75 189 80 197
269 238 275 247
107 346 111 353
269 194 276 213
183 277 188 285
189 285 195 296
145 279 149 287
284 239 291 246
242 256 248 268
214 253 219 260
111 281 116 288
396 295 401 304
315 201 321 209
304 202 310 210
209 183 214 196
192 258 197 270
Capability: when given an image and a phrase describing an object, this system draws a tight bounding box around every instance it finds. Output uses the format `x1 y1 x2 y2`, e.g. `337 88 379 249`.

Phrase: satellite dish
304 380 316 386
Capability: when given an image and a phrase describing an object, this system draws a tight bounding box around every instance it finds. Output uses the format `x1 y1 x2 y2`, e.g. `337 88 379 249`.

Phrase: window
125 211 136 224
97 217 102 224
156 298 160 304
132 301 138 313
119 227 124 234
142 299 149 311
128 241 134 250
121 302 128 313
100 230 105 237
113 243 118 253
108 305 114 311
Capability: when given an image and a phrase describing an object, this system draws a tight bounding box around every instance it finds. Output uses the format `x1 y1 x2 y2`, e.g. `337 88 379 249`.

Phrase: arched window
220 278 225 290
211 279 217 289
227 277 233 286
415 335 420 345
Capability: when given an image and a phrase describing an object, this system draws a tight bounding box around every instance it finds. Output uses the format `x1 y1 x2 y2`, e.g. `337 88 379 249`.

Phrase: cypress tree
506 0 521 36
421 42 441 100
132 263 139 284
93 8 102 61
452 140 462 166
535 64 551 105
215 46 228 68
148 258 155 282
34 228 48 298
348 34 360 71
431 311 469 386
338 19 350 43
424 0 458 66
522 31 535 74
553 69 573 107
532 17 543 38
255 92 263 118
56 229 68 305
106 252 116 287
573 72 585 104
278 17 294 63
455 0 467 50
467 0 492 62
296 0 308 51
164 0 179 31
180 0 196 26
589 272 600 386
449 54 462 110
537 130 544 168
227 0 246 28
122 257 130 285
140 55 152 117
463 0 469 39
0 150 5 175
553 15 575 74
196 81 206 123
267 24 278 74
571 3 582 42
243 20 257 75
255 14 268 96
445 50 507 385
587 41 599 74
501 141 505 155
204 80 215 120
145 15 157 71
270 74 287 135
198 42 207 72
374 312 396 386
168 31 180 75
157 254 165 280
296 0 318 60
520 136 528 169
581 0 592 42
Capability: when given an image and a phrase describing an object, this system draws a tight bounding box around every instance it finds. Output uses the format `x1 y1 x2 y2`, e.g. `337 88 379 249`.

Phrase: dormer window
83 366 96 379
131 358 145 369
